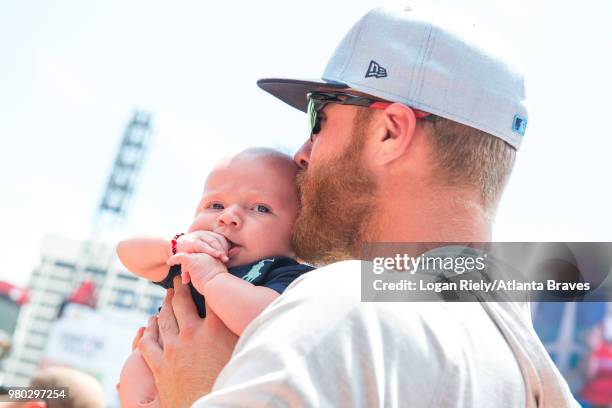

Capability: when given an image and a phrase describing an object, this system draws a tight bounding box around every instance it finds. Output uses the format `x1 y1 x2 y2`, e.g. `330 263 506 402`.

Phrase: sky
1 0 611 287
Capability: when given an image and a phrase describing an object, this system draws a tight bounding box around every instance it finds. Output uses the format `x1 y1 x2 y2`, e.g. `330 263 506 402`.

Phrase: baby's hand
175 231 230 262
166 252 227 293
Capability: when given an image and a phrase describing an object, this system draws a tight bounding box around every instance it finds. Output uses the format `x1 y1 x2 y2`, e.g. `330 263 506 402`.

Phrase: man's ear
374 103 417 165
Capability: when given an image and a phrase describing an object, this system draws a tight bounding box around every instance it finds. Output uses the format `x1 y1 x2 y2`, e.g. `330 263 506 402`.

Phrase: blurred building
0 234 164 386
0 281 28 334
0 280 29 372
1 111 155 396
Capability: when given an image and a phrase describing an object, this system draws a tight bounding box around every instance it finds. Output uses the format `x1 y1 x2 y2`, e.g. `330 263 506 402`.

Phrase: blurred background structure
533 302 612 406
0 281 29 361
0 112 164 403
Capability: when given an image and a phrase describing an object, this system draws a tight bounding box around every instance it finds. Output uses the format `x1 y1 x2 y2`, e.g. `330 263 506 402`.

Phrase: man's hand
138 276 238 408
167 252 227 293
175 231 230 263
131 326 145 351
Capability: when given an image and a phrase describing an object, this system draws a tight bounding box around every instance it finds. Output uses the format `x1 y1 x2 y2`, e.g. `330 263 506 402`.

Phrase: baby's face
188 152 299 268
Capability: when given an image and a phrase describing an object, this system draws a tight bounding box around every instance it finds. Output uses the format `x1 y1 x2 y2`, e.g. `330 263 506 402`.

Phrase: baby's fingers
197 231 230 253
181 270 191 284
167 253 189 266
193 241 227 260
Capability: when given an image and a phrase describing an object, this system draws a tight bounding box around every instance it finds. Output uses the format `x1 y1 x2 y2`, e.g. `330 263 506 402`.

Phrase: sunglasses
307 92 431 141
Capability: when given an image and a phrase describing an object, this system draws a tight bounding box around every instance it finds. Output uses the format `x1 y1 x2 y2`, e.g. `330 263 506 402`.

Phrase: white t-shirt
192 260 578 407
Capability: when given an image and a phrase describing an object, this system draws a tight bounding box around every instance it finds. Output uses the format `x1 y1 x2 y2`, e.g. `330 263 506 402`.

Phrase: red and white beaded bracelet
171 233 185 255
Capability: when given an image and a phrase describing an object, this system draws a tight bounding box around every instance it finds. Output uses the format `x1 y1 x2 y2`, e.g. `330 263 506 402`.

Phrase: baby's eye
207 203 224 210
252 204 271 213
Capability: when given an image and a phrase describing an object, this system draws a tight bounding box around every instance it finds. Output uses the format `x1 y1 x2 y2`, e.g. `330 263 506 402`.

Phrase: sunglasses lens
307 98 322 136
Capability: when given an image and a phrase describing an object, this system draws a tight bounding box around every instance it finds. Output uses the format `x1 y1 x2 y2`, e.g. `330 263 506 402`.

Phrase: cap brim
257 78 348 112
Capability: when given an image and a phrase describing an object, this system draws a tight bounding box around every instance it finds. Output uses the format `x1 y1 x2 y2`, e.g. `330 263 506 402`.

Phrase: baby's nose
217 208 241 228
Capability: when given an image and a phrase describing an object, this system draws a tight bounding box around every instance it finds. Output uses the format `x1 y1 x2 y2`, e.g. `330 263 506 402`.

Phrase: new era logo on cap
365 60 387 78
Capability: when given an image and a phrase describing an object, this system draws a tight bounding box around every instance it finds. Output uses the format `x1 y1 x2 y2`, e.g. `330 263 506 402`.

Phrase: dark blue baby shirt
154 257 313 318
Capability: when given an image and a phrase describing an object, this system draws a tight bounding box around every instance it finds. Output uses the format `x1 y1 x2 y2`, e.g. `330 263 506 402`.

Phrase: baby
116 147 313 407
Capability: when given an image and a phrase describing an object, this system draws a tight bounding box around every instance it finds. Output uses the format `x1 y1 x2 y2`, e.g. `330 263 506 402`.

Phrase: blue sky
1 0 611 286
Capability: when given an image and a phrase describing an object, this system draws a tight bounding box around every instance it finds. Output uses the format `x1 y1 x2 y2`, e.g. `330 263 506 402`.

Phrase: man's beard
291 120 377 266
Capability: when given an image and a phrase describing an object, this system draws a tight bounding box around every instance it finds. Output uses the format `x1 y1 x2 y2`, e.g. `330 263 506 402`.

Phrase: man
0 367 105 408
138 4 579 407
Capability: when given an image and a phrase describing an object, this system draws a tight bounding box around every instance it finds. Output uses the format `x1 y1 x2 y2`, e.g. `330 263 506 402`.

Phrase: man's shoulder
267 260 527 367
264 260 464 349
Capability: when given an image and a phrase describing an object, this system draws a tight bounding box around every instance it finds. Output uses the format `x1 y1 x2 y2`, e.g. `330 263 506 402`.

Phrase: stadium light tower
95 110 153 233
75 110 153 299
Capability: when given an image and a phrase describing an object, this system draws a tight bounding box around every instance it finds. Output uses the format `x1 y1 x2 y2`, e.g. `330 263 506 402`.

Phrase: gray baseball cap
258 3 528 149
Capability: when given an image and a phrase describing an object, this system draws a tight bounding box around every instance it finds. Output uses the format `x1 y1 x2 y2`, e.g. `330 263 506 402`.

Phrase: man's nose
217 207 242 228
294 139 312 170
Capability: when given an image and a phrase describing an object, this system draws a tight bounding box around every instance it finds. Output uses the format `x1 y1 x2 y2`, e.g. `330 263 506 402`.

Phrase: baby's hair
221 147 299 174
237 147 295 163
205 147 299 192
